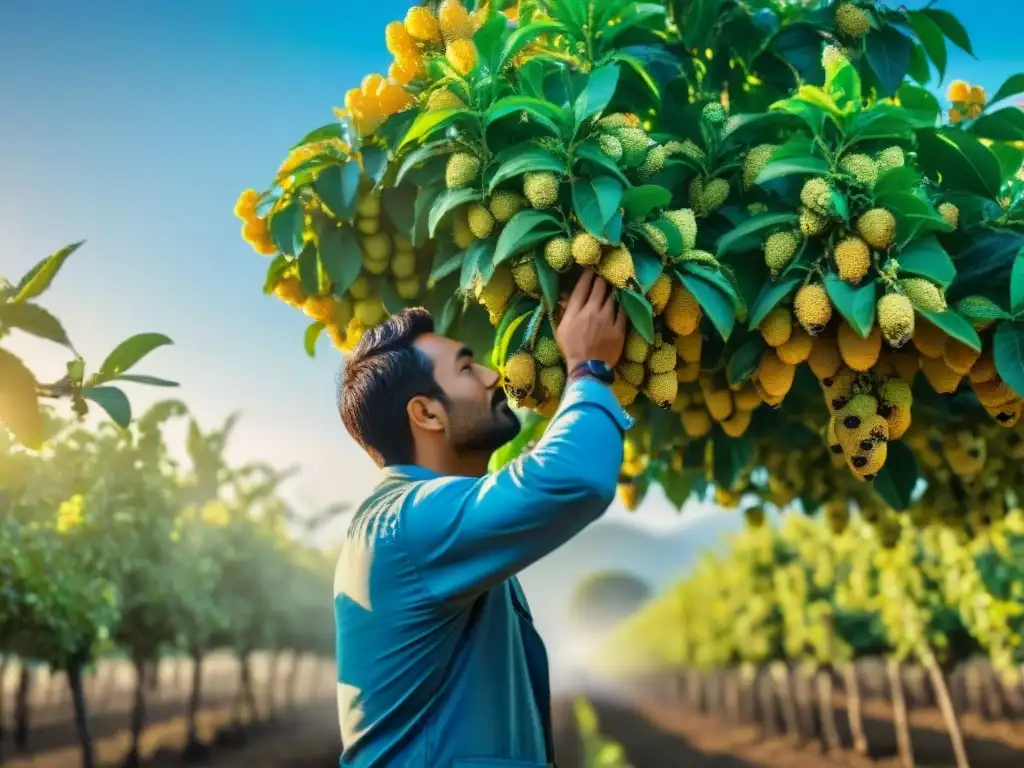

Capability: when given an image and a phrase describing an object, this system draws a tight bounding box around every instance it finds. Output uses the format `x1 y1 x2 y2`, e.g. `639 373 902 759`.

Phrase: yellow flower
56 494 85 534
947 79 969 103
242 218 277 256
233 188 260 220
200 500 231 528
967 84 986 106
446 39 478 75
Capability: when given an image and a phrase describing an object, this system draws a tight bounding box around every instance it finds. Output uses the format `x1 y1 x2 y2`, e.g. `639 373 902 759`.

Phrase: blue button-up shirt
333 377 633 767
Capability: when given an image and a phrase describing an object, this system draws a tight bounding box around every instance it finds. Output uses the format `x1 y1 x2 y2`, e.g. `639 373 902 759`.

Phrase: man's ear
407 396 446 434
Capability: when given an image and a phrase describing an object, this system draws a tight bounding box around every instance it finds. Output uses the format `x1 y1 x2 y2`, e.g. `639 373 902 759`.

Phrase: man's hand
556 270 627 374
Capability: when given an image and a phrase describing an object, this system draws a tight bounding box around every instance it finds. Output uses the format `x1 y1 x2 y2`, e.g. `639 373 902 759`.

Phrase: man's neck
412 447 490 479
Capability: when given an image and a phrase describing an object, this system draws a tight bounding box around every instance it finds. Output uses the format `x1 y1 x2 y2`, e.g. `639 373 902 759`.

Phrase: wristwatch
568 359 615 385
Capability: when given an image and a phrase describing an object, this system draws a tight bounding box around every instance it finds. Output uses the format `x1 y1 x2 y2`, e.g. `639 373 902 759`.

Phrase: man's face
413 333 521 454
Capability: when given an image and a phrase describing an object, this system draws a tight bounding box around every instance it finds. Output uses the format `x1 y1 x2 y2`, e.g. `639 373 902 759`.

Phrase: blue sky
1 1 1021 537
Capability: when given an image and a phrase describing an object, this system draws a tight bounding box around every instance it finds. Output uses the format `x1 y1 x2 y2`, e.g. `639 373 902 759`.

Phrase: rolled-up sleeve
400 377 634 605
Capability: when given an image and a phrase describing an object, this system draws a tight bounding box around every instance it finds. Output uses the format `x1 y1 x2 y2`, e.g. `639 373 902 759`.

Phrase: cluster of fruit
384 1 488 87
946 79 987 124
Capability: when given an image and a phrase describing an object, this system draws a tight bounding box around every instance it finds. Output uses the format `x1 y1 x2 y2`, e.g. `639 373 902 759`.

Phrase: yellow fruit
241 219 277 256
920 356 962 394
878 379 913 440
675 331 702 364
512 258 541 296
835 2 871 39
533 338 561 368
722 409 752 438
452 208 474 249
390 56 422 86
901 277 947 312
764 230 801 275
834 394 885 452
777 327 813 365
938 202 960 230
808 335 842 379
648 344 678 375
823 367 857 413
355 297 386 326
890 349 919 382
544 237 573 272
624 329 650 363
523 172 560 209
438 0 475 41
234 188 260 219
838 322 882 372
571 232 602 266
834 236 872 285
743 144 777 189
942 337 980 375
856 208 897 250
648 274 672 315
618 361 646 387
362 232 392 262
990 400 1022 427
349 275 371 300
682 408 713 437
799 207 830 237
969 356 997 384
826 419 843 456
877 293 915 348
876 146 905 172
757 351 796 399
734 385 762 412
665 284 702 336
645 371 679 408
446 152 480 188
848 439 887 479
476 264 515 323
362 253 389 275
405 6 440 41
676 361 701 383
489 191 524 223
760 307 793 347
702 388 732 422
664 209 698 249
641 223 669 257
800 178 833 216
794 283 833 335
612 378 639 407
539 366 566 400
446 39 478 75
505 352 537 399
912 318 947 358
393 276 419 299
947 80 970 103
597 247 636 289
840 154 879 186
466 203 495 239
428 88 466 111
391 251 417 279
385 21 417 56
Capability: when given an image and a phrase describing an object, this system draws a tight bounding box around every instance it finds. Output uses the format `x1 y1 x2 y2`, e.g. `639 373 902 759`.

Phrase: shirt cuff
558 376 635 432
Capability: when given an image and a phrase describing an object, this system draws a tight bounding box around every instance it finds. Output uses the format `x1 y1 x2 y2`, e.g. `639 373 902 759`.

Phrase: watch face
583 360 614 382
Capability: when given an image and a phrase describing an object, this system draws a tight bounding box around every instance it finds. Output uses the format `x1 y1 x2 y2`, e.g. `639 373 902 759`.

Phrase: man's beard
449 390 521 454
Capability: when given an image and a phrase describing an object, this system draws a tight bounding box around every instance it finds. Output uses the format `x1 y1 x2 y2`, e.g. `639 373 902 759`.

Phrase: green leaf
11 241 84 304
646 220 683 259
994 322 1024 398
0 303 73 348
304 321 325 358
378 280 406 316
98 333 173 382
896 84 942 126
429 188 481 237
970 108 1024 143
429 251 465 285
727 335 768 387
381 184 418 240
865 26 914 98
0 348 44 449
488 147 566 193
848 105 919 144
1012 255 1024 317
83 386 132 428
756 154 830 184
920 8 974 57
748 275 801 330
460 238 496 294
498 20 566 72
497 306 538 368
716 212 797 258
297 242 323 297
824 273 876 338
879 192 952 245
683 264 745 320
955 296 1010 326
712 434 751 490
289 122 346 150
907 11 948 82
573 140 631 185
633 248 664 292
572 176 623 240
318 226 363 297
491 297 538 369
872 440 917 511
991 73 1024 107
916 128 1002 198
269 202 303 256
486 96 567 138
895 235 956 288
313 161 360 222
115 374 179 388
827 60 863 109
680 273 735 340
494 210 564 265
574 64 620 130
620 185 671 220
916 307 982 352
873 166 920 203
617 289 655 344
394 141 452 186
362 147 389 186
399 108 473 149
534 253 560 312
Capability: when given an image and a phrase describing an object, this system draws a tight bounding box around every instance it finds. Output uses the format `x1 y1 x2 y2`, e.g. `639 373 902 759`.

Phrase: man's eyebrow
456 346 474 361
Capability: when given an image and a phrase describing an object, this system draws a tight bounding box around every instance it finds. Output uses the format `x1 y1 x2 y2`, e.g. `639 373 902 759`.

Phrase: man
334 270 631 767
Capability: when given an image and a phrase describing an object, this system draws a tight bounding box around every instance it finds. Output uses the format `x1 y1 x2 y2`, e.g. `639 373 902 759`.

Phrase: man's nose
479 364 500 389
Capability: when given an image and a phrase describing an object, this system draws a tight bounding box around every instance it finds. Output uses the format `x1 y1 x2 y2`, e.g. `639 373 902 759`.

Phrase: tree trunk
816 669 842 753
964 662 985 717
240 653 259 723
265 651 281 718
794 665 818 743
67 662 94 768
123 655 148 767
0 655 8 746
185 651 204 749
843 662 869 756
757 668 779 739
982 664 1004 720
724 669 741 724
924 656 971 768
770 662 800 742
887 658 914 768
286 653 301 712
14 665 30 750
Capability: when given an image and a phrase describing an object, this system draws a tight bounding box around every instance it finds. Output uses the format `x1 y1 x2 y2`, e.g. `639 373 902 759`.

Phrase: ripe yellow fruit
682 408 713 437
807 334 842 379
757 351 796 399
597 247 636 289
446 39 478 75
391 251 417 279
648 274 672 315
876 146 905 172
624 329 650 364
617 361 646 387
355 297 386 326
505 352 537 399
571 232 602 266
943 337 980 375
794 283 833 335
664 209 698 249
990 399 1023 427
234 188 260 219
901 277 947 312
467 203 495 239
800 178 833 215
743 144 777 189
834 236 872 284
427 88 466 111
823 367 857 413
438 0 475 41
835 2 871 39
665 284 702 336
855 208 897 250
838 322 882 372
969 356 997 384
645 371 678 408
799 207 830 237
489 191 524 223
348 275 371 300
648 344 678 375
734 385 762 412
911 318 947 358
877 293 915 348
840 154 879 186
890 349 919 382
760 307 793 347
826 419 843 456
362 252 390 275
362 232 392 262
878 379 913 440
357 215 380 235
523 172 560 209
848 439 887 479
777 327 813 365
512 258 541 296
764 230 800 275
721 409 752 438
973 378 1016 407
539 366 566 400
543 237 572 272
936 202 960 231
612 378 639 407
452 208 474 248
476 264 515 323
533 338 561 368
446 152 481 188
834 394 884 450
405 6 440 42
396 276 422 299
676 361 701 383
675 331 702 364
920 355 962 394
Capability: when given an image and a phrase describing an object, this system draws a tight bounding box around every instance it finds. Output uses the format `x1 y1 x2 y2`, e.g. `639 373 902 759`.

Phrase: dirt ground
4 659 1024 767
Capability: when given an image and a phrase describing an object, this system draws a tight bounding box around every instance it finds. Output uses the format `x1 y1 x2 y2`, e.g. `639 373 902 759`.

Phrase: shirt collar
382 464 442 483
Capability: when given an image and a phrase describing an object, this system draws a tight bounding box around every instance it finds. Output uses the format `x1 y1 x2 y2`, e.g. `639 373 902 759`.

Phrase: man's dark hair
339 307 448 467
